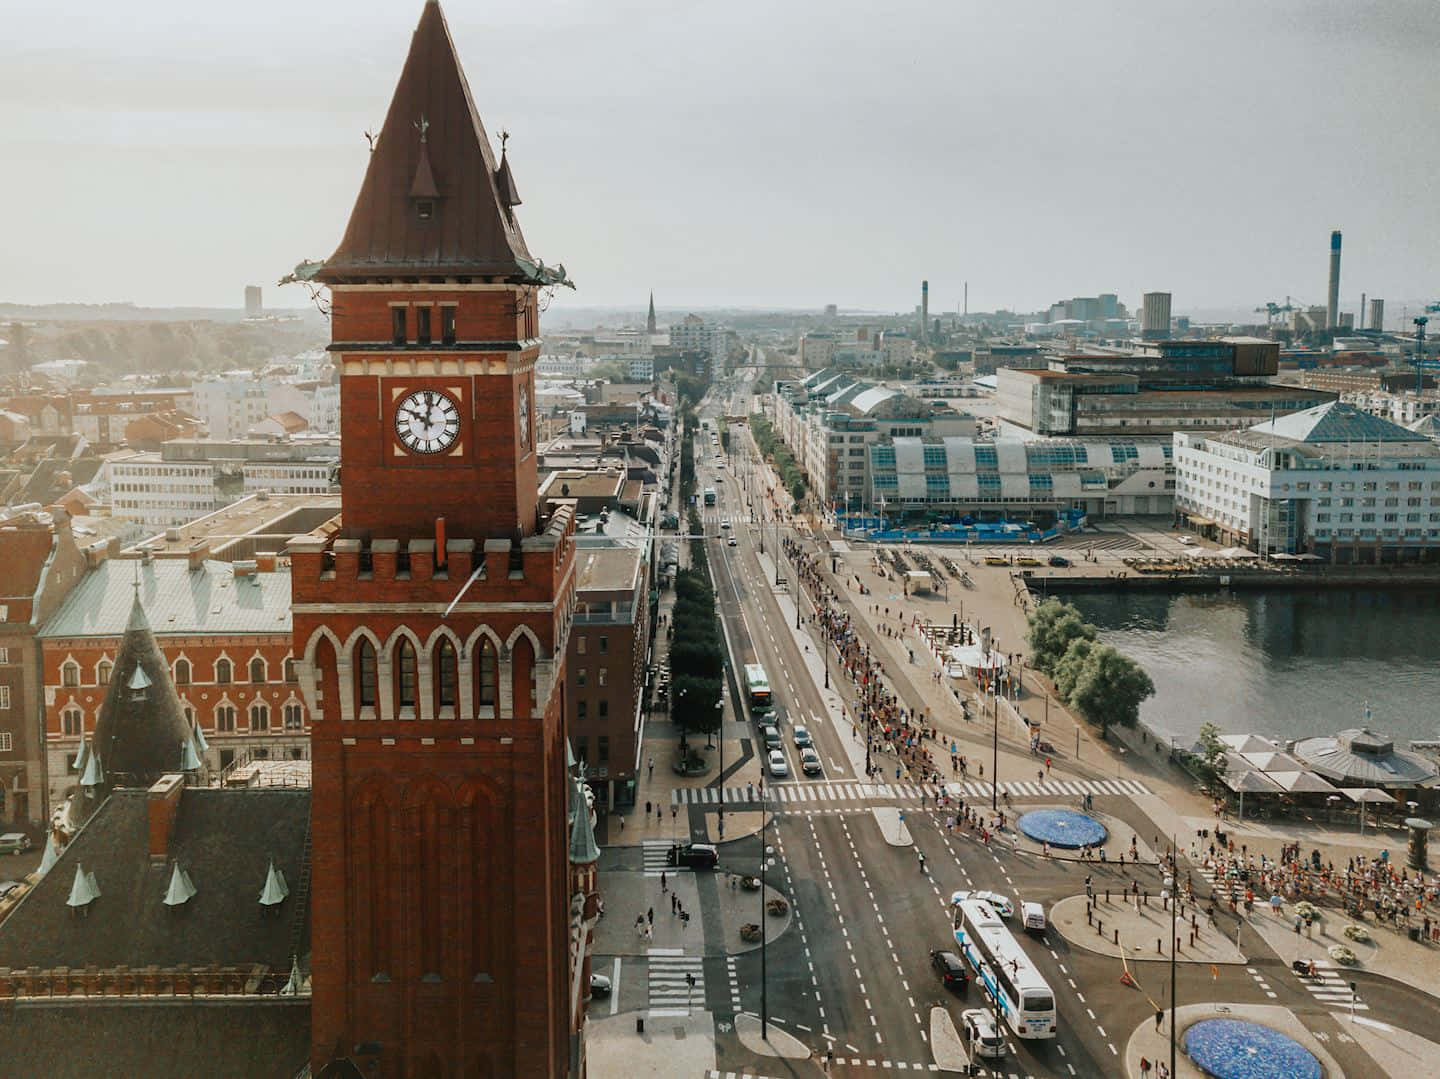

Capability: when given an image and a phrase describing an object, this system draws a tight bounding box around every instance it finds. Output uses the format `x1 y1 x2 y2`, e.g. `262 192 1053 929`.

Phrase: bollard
1106 889 1111 903
1114 928 1119 945
1190 931 1196 948
1087 907 1093 925
1097 919 1103 935
637 1017 645 1035
1177 936 1182 953
1158 939 1163 954
1143 892 1148 906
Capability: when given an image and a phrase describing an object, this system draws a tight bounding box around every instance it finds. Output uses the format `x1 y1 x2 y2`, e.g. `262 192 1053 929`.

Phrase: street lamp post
1169 834 1178 1079
716 699 726 838
991 688 1000 811
760 784 770 1039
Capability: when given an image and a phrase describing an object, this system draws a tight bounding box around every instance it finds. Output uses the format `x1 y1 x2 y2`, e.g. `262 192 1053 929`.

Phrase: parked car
1047 555 1070 567
961 1008 1005 1059
799 747 823 776
589 973 612 998
930 949 969 992
0 881 21 900
666 842 719 869
767 750 789 778
760 724 781 750
792 726 813 748
0 833 31 856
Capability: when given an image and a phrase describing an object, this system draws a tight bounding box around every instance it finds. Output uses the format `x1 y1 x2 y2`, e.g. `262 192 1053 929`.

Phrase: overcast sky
3 0 1437 319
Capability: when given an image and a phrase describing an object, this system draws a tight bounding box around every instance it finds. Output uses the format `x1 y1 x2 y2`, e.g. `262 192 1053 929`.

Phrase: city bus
952 895 1057 1040
703 487 717 506
743 663 772 715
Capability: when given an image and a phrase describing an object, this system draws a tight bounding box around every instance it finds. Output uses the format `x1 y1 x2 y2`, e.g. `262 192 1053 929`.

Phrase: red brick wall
330 285 541 543
41 633 305 740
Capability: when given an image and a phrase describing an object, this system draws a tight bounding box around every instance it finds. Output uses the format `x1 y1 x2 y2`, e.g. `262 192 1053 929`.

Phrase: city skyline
3 1 1438 314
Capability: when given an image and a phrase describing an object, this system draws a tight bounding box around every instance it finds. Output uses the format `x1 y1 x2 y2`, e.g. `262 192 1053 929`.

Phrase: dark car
930 949 969 992
1047 555 1071 567
666 843 719 869
760 724 781 750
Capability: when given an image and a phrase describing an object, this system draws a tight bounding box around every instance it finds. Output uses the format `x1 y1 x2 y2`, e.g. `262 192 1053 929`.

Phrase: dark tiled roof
0 787 310 971
0 998 309 1079
318 1 533 281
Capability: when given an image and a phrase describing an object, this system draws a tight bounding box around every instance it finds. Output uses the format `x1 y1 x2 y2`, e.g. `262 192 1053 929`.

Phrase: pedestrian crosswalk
642 839 674 878
670 776 1151 806
647 949 706 1018
1299 959 1367 1011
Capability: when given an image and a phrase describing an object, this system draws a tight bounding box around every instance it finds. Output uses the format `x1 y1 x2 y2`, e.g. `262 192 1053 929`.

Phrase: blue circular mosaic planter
1183 1018 1321 1079
1016 809 1106 850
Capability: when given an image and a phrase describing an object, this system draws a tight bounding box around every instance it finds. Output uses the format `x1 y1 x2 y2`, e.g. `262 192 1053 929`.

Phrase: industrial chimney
1327 230 1342 330
921 280 930 343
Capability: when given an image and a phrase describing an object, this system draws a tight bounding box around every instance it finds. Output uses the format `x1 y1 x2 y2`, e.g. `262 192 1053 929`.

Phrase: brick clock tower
292 4 582 1076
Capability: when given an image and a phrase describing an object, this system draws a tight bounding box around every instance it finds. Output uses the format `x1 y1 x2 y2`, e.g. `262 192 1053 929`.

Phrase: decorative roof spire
72 738 89 774
280 954 304 996
568 773 599 865
162 862 197 907
493 130 521 215
647 291 657 334
66 863 101 908
318 0 537 282
80 748 104 788
179 736 202 772
37 832 60 878
259 860 290 906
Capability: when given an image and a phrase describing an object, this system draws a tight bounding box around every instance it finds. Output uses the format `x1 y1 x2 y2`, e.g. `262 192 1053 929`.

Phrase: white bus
743 663 772 715
952 895 1057 1040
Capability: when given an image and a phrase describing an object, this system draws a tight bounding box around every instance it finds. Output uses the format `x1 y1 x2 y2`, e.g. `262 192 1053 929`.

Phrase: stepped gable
318 0 533 282
91 589 197 789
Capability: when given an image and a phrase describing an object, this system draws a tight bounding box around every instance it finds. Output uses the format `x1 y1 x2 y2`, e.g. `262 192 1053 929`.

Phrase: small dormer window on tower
416 200 435 221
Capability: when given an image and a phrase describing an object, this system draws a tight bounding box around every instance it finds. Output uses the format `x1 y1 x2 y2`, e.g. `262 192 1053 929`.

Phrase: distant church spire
647 291 657 335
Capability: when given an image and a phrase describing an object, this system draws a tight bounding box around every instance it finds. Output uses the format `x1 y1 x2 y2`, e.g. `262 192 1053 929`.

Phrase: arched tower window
435 639 457 710
355 640 378 710
476 639 497 708
395 639 418 710
249 656 267 683
174 658 191 685
215 657 233 685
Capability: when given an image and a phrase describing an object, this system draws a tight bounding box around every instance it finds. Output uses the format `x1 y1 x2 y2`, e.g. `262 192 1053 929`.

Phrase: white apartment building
310 382 341 433
243 461 336 497
671 315 731 372
1342 389 1440 428
108 452 233 528
190 377 314 440
1174 402 1440 562
628 356 654 383
798 333 837 370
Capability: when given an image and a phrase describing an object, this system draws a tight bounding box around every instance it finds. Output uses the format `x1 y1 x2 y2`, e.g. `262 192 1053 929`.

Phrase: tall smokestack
964 281 968 318
1327 230 1342 330
921 280 929 343
1360 292 1366 330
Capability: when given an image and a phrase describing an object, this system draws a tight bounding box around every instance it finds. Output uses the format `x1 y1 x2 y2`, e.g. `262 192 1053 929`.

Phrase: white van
1020 900 1046 934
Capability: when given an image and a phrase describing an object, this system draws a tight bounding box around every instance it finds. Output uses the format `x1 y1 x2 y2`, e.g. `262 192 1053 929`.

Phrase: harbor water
1065 589 1440 748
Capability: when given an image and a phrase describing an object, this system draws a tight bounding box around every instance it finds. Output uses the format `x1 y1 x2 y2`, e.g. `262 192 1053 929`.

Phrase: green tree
1052 637 1095 701
1066 644 1155 739
671 674 724 746
1026 600 1097 675
1191 721 1227 786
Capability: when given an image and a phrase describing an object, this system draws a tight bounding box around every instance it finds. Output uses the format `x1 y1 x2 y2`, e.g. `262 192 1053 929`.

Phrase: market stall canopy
1266 770 1339 794
1341 787 1396 805
1221 768 1285 794
1217 734 1281 755
1240 750 1304 773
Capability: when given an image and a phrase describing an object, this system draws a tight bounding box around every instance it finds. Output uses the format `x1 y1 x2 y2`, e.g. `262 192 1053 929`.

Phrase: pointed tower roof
647 291 657 334
90 590 194 791
568 774 599 865
318 1 536 282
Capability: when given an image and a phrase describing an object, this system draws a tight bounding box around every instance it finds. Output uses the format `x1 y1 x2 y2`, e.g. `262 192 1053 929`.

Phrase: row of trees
669 568 725 756
749 414 807 502
1026 600 1155 739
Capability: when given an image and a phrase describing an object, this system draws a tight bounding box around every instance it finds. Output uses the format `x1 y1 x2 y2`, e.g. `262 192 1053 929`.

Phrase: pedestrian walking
647 906 654 925
648 756 655 780
1155 1008 1164 1032
672 805 678 821
1140 1057 1151 1077
645 800 652 817
657 806 663 823
661 871 667 893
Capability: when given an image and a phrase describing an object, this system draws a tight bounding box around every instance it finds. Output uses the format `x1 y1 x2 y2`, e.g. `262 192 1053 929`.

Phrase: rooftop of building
40 556 293 640
1247 401 1431 445
574 545 644 595
537 469 626 501
0 784 310 971
127 494 341 559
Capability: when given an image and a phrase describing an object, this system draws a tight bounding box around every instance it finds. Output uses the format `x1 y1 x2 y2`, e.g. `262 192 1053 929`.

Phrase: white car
720 519 731 529
1178 534 1196 545
952 889 1014 919
961 1008 1005 1059
767 749 789 778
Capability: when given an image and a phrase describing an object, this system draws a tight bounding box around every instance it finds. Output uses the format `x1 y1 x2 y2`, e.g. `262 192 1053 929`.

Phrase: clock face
518 386 530 450
395 390 460 454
